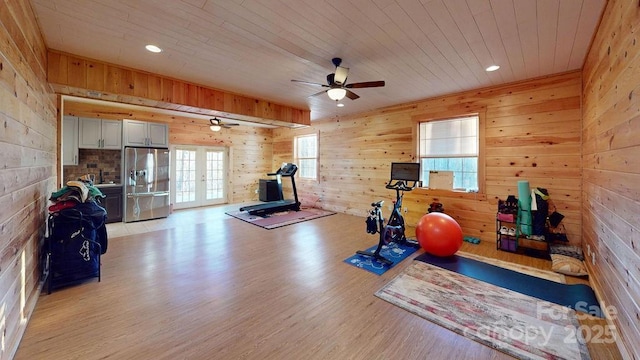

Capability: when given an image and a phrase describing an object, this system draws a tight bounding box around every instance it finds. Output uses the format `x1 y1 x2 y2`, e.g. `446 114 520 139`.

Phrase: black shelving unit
496 214 518 252
496 213 549 259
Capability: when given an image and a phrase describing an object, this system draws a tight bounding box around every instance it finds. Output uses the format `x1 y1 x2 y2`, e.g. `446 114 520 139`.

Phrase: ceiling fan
291 58 385 101
209 117 239 131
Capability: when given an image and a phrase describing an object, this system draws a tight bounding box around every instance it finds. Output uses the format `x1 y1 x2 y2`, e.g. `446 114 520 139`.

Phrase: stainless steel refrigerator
124 147 170 222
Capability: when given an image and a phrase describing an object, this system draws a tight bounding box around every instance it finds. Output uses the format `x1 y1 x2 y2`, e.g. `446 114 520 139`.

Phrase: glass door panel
204 149 226 204
174 148 197 208
172 146 228 209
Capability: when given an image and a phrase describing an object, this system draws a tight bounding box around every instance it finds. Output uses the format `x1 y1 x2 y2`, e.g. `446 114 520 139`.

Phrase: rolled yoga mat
518 180 532 236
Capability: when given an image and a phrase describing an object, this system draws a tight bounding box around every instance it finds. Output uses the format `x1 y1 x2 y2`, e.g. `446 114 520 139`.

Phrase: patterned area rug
376 261 591 360
225 207 335 229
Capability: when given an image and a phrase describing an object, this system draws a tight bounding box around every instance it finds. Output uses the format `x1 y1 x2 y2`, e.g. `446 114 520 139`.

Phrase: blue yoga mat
344 242 418 275
414 253 603 318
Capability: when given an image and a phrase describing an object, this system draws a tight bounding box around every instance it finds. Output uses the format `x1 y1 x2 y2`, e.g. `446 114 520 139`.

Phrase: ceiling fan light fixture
327 88 347 101
210 124 221 132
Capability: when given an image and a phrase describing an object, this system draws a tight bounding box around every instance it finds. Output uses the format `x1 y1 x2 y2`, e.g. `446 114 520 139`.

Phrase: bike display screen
390 162 420 181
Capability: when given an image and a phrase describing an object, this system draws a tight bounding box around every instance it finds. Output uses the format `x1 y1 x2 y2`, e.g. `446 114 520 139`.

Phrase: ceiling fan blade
334 66 349 85
345 80 385 89
211 117 240 129
291 79 328 87
345 89 359 100
309 90 328 98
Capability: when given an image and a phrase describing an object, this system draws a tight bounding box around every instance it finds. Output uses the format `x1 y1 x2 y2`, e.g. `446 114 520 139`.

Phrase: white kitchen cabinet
101 120 122 148
123 119 169 147
62 116 79 165
122 120 146 146
148 122 169 147
78 118 122 149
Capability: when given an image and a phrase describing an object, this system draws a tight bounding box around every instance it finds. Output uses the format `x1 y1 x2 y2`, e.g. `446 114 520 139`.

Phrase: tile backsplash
64 149 122 184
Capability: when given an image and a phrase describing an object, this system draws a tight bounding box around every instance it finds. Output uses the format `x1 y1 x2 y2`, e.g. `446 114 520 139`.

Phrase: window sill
413 187 487 201
296 177 319 185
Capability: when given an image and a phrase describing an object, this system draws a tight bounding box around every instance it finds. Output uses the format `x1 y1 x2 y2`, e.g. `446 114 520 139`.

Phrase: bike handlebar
385 180 417 192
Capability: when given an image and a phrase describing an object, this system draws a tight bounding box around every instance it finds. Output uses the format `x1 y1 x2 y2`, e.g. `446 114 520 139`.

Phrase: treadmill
239 163 301 216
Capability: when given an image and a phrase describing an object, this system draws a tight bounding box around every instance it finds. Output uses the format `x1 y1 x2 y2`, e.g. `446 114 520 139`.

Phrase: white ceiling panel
29 0 606 121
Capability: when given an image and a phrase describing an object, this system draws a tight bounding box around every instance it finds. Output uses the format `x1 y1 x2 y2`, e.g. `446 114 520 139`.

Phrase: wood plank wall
0 1 57 359
170 122 273 203
63 101 273 202
582 0 640 358
273 71 583 245
47 50 310 128
4 1 636 358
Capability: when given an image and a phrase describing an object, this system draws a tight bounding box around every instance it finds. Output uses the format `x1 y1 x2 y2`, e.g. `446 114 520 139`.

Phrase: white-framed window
294 133 318 180
418 115 479 192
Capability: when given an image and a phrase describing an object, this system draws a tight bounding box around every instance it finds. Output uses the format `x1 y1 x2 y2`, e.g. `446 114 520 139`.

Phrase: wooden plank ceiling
30 0 605 121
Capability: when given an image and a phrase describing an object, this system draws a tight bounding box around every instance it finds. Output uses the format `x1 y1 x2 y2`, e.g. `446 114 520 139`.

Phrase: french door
172 145 228 209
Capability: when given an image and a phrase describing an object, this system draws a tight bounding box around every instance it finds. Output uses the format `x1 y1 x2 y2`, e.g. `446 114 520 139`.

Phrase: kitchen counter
95 183 122 188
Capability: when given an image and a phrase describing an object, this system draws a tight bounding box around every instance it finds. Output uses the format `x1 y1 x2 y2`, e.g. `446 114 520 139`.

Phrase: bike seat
371 200 384 208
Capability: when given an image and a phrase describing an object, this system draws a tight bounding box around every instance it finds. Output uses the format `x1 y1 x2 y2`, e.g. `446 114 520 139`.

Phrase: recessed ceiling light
337 103 344 107
145 44 162 53
485 65 500 72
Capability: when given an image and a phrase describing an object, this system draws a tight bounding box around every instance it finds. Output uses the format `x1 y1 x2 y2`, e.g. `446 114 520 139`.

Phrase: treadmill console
279 163 298 176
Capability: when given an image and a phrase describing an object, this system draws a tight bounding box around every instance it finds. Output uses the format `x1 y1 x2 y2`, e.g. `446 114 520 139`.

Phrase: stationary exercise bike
356 163 420 265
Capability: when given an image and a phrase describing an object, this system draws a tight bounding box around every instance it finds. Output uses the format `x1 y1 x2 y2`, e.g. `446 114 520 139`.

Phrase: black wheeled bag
45 201 107 293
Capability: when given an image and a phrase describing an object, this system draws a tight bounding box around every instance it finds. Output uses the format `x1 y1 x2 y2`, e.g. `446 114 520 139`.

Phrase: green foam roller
518 180 532 236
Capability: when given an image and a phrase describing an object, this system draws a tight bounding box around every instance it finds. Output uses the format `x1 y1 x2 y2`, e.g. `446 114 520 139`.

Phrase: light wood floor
15 205 621 359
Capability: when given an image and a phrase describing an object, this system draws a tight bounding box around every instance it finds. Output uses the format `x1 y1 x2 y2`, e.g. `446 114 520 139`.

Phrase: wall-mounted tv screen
390 162 420 182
